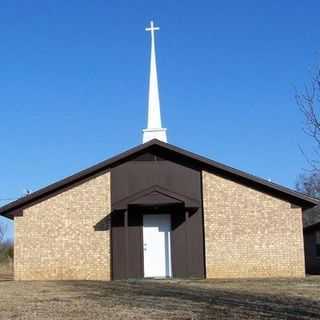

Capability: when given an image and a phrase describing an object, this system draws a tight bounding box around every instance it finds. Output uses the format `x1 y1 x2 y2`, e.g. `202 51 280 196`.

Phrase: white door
143 214 172 278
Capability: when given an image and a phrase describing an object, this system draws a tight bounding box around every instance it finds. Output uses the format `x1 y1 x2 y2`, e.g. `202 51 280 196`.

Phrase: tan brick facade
12 166 306 280
14 171 111 280
202 171 305 278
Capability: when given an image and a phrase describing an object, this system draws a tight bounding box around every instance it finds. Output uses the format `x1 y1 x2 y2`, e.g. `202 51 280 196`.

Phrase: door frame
142 213 172 278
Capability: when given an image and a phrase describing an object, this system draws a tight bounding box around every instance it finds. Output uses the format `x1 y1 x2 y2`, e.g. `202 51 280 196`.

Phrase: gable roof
112 185 200 210
0 139 318 219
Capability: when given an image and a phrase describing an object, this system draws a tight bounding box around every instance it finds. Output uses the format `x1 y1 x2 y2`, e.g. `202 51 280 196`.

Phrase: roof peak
0 140 318 219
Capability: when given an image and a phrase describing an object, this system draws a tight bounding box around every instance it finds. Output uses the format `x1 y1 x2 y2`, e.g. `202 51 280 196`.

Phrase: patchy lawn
0 275 320 319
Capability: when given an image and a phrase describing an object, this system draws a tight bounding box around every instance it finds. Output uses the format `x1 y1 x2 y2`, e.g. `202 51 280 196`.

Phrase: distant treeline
0 241 13 263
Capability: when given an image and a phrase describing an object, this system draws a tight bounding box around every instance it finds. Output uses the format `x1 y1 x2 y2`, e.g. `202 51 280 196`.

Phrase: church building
0 22 318 280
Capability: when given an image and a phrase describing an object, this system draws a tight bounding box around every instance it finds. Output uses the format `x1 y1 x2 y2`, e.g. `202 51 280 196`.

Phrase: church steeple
143 21 167 143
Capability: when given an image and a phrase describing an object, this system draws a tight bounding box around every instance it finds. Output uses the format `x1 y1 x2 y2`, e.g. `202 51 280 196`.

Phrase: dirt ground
1 273 320 320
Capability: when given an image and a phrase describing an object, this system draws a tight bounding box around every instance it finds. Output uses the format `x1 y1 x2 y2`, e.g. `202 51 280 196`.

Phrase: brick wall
202 171 305 278
14 171 111 280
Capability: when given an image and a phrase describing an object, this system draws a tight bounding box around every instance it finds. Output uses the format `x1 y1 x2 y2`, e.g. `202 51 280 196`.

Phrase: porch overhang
112 185 200 210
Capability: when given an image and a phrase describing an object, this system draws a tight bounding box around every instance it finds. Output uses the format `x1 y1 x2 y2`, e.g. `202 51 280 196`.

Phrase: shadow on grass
58 280 320 319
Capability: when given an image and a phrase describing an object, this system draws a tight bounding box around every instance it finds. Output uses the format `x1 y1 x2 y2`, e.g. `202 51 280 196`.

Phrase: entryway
143 214 172 278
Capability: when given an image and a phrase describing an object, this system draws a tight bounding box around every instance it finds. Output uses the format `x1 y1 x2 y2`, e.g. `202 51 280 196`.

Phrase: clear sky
1 1 320 240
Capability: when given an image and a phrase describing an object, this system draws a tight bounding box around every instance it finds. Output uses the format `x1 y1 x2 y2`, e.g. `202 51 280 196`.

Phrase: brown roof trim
0 139 318 219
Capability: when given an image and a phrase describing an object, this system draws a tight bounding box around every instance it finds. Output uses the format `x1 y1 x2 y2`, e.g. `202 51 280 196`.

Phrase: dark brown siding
111 149 205 279
171 209 205 278
171 209 188 277
304 228 320 274
127 211 144 278
187 209 205 277
111 211 127 279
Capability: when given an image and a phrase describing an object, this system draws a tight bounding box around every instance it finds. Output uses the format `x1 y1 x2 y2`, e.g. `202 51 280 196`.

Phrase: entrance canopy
112 185 200 210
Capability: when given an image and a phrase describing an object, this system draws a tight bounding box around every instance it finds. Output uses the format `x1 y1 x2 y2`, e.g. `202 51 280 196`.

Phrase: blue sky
1 1 320 240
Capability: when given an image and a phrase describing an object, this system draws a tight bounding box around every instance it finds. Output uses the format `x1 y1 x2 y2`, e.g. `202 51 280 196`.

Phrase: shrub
0 241 13 263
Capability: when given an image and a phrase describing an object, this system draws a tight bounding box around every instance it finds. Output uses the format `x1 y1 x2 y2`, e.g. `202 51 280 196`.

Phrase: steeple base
143 128 167 143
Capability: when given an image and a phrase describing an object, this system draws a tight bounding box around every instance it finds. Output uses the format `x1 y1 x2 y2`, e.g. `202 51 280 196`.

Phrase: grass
0 261 13 281
0 274 320 319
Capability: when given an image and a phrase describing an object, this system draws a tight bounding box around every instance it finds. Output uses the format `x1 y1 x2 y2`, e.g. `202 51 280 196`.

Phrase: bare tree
0 223 5 244
0 223 14 263
296 67 320 170
296 171 320 198
295 66 320 197
0 224 7 262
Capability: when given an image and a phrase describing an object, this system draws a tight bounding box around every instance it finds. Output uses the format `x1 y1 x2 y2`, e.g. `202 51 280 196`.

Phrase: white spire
143 21 167 143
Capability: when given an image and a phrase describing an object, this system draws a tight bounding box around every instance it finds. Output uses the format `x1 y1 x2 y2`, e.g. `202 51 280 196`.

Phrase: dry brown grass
0 275 320 319
0 261 13 281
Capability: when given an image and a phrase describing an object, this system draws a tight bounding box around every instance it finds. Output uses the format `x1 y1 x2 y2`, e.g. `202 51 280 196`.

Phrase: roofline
1 139 318 218
157 141 319 205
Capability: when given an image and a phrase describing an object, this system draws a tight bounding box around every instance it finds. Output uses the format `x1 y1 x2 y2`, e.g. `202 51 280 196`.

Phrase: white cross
145 21 159 38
